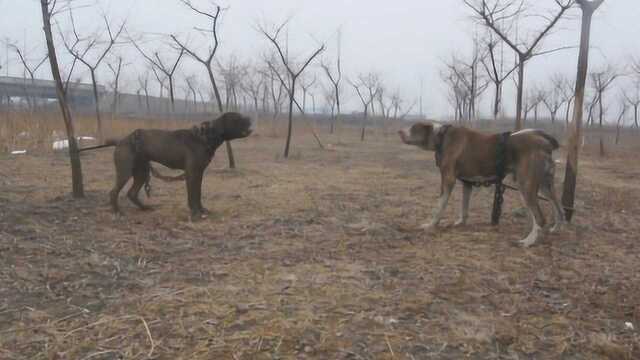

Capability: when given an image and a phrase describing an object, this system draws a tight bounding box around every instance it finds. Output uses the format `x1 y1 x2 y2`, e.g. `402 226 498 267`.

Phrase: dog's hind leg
454 182 473 226
540 158 564 233
127 161 152 211
517 160 546 247
110 146 134 216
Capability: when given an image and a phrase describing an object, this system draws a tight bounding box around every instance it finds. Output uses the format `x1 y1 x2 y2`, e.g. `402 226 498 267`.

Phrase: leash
77 143 116 153
490 131 511 225
501 183 576 212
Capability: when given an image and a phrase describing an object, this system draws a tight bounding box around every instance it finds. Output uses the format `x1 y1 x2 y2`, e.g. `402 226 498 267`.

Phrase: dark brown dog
399 123 564 247
108 112 252 220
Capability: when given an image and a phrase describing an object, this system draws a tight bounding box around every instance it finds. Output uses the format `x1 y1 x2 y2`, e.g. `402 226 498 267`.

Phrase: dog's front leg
454 182 473 226
421 171 456 230
186 169 206 221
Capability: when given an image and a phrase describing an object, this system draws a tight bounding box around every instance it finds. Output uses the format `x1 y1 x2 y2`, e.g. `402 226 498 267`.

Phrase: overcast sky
1 0 638 118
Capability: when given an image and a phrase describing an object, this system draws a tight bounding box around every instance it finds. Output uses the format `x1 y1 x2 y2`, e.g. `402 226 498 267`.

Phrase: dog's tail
149 164 186 182
537 131 560 151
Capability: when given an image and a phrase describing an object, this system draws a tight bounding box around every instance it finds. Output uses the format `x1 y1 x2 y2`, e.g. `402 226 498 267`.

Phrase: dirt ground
1 127 639 359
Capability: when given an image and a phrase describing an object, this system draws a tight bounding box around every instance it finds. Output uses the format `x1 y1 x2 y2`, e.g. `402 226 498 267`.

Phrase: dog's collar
434 125 452 168
193 122 224 155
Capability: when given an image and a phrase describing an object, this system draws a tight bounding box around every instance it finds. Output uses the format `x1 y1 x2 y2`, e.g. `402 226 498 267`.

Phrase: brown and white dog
398 123 564 247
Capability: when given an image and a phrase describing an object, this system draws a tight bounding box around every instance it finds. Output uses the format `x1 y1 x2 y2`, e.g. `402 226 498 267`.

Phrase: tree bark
40 0 84 198
89 70 103 142
207 64 235 168
515 57 525 130
562 0 603 222
284 78 296 158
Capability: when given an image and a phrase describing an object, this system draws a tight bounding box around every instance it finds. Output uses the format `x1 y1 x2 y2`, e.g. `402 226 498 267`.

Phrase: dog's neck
192 121 225 155
433 125 452 167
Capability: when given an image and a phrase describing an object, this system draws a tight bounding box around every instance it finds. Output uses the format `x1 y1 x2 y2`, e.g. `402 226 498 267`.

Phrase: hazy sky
1 0 638 118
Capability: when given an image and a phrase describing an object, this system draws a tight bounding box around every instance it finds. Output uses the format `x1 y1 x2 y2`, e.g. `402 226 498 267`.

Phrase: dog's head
398 122 440 151
213 112 253 141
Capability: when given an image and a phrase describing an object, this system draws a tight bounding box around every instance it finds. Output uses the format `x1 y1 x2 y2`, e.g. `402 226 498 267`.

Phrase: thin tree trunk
598 91 605 157
361 105 368 142
515 58 525 130
207 64 235 168
562 0 602 222
493 82 502 120
284 78 296 158
90 70 103 142
40 0 84 198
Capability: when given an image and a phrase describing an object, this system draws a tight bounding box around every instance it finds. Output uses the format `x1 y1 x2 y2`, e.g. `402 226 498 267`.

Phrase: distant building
0 76 104 107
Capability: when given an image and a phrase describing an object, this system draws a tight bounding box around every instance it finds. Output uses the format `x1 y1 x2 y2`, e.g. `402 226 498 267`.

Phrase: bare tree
349 72 380 141
321 84 337 133
543 74 570 124
623 74 640 128
61 10 125 142
259 19 325 158
299 73 317 114
132 40 184 114
241 66 264 130
261 59 287 134
562 0 605 222
217 55 246 111
321 62 342 136
11 45 48 110
615 95 628 144
170 1 237 168
40 0 84 197
482 36 518 120
523 87 544 125
590 65 619 156
137 72 151 115
107 56 124 120
464 0 574 130
185 75 199 113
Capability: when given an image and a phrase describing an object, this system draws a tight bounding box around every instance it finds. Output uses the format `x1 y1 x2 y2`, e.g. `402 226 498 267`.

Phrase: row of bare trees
33 0 423 197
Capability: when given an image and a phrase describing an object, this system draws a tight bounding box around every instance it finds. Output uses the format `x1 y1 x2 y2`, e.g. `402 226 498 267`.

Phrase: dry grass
0 113 639 359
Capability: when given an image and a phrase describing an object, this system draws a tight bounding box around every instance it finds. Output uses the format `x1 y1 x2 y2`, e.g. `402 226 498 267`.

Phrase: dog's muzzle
398 128 410 144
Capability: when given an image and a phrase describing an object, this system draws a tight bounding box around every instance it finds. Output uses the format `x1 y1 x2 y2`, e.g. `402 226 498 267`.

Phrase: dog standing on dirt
104 112 252 220
398 123 564 247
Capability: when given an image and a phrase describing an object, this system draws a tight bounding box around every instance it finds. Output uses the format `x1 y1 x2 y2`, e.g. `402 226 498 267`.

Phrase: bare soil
1 129 639 359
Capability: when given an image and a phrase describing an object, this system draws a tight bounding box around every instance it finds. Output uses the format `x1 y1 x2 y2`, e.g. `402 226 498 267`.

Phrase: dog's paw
548 222 564 234
189 212 209 222
453 218 467 227
112 212 123 221
419 223 438 232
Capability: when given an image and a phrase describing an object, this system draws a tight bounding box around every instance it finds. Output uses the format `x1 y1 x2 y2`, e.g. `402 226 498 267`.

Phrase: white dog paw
419 223 437 232
549 222 564 234
453 218 467 227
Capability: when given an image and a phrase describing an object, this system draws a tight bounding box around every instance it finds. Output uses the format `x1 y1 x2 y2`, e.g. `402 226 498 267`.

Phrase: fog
1 0 638 118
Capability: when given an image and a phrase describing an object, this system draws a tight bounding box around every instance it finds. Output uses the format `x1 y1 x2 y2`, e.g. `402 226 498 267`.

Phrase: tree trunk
89 70 103 142
598 90 605 157
284 78 296 158
565 97 573 126
515 57 526 130
493 82 502 120
144 88 150 115
361 105 368 142
169 76 178 113
562 1 602 222
207 64 235 168
40 0 84 198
